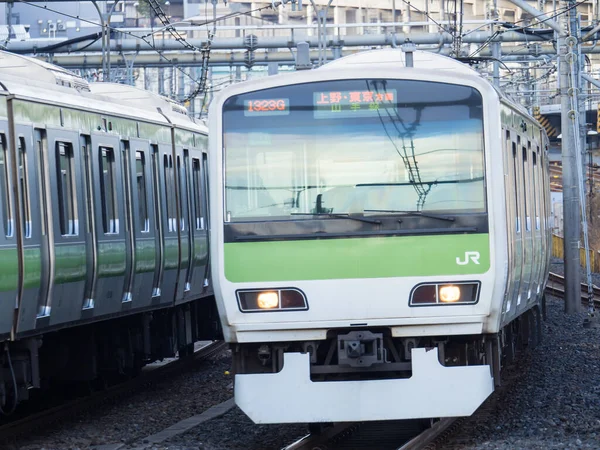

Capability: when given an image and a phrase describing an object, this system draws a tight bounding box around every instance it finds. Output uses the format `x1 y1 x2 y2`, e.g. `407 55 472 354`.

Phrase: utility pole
560 0 582 314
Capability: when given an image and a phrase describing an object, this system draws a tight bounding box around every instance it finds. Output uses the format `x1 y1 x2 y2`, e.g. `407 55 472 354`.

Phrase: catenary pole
560 0 581 314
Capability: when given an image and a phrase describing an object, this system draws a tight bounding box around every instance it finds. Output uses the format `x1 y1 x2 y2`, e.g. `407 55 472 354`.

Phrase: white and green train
209 49 552 423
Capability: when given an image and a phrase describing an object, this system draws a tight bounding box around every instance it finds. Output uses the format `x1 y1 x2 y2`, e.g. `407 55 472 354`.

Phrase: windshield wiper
363 210 455 222
291 212 382 225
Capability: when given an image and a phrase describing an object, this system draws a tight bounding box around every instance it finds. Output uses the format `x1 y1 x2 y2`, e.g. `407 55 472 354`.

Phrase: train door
89 134 127 316
11 124 44 336
201 152 211 293
44 129 88 326
154 143 178 305
0 121 18 339
520 142 534 310
501 129 516 318
150 145 164 302
174 146 191 304
124 139 156 308
530 142 542 299
185 148 209 298
510 132 524 313
81 134 97 311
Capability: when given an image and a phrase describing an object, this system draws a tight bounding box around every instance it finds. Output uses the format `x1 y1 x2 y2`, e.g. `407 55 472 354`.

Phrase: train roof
0 51 206 133
0 50 90 92
320 48 481 76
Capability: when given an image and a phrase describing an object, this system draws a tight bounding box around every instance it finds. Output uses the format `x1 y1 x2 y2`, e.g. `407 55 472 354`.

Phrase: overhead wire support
558 0 583 315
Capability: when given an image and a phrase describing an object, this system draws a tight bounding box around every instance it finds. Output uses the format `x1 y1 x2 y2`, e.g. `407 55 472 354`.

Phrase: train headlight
410 282 480 306
439 285 461 303
257 291 279 309
237 288 308 312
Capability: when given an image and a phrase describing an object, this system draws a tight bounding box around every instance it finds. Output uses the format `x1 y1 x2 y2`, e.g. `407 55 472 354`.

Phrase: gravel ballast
441 261 600 449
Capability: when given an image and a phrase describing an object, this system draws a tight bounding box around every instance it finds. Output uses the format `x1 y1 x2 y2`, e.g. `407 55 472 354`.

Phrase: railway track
0 340 228 443
546 271 600 306
282 271 590 450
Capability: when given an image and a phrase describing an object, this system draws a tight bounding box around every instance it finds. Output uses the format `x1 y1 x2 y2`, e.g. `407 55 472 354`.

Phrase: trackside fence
552 234 600 273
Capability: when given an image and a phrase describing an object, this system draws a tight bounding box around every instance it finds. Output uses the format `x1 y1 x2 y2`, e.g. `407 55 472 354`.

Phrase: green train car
0 51 220 413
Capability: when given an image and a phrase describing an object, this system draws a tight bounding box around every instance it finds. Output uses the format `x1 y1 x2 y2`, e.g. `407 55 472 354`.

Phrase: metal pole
91 1 107 81
491 0 500 87
560 0 581 314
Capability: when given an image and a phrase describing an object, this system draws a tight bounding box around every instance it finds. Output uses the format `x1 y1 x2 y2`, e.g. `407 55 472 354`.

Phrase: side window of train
136 151 150 233
56 142 78 236
0 133 12 238
18 137 31 238
191 157 204 230
512 141 520 233
99 147 119 234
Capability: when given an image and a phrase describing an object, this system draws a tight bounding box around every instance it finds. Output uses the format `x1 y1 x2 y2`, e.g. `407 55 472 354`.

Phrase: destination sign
313 89 397 119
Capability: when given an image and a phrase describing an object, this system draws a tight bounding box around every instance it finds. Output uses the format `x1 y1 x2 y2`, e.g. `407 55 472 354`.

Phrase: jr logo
456 251 481 265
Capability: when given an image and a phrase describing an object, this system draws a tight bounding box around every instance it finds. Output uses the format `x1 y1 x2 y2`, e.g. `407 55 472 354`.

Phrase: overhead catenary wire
20 0 285 104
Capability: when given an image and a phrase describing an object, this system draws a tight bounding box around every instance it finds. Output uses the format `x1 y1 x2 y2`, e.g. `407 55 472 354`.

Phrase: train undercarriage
0 298 221 414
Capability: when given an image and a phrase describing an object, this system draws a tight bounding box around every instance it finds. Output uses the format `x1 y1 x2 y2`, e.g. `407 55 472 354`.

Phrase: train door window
163 154 176 233
18 137 31 238
56 142 78 236
202 154 209 229
36 136 47 236
512 141 520 233
532 148 540 230
136 151 149 232
99 147 119 234
522 145 530 232
0 134 12 238
191 158 203 230
177 155 186 231
538 147 546 231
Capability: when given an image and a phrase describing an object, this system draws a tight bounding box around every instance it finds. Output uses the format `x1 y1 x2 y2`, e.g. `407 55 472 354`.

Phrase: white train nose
235 348 494 424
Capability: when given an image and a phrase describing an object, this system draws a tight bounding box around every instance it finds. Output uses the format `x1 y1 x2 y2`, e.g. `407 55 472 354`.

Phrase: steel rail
0 340 228 442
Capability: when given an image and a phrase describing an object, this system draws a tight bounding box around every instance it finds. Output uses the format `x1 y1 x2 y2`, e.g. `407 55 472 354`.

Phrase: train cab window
0 134 12 238
18 137 31 238
512 142 520 233
56 142 78 236
191 158 204 230
136 151 149 232
99 147 119 234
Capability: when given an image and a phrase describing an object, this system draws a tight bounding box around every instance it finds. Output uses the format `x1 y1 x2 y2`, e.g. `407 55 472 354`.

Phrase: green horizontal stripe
225 233 490 282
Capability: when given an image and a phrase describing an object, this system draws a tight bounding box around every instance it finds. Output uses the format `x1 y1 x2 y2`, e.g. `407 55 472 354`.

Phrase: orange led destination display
313 89 397 119
244 98 290 116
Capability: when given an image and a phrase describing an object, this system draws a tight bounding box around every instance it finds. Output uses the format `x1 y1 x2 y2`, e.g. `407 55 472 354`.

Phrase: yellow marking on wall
532 107 558 137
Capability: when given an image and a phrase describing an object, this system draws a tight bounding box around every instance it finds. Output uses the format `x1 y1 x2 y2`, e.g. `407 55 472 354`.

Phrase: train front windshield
222 79 485 223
